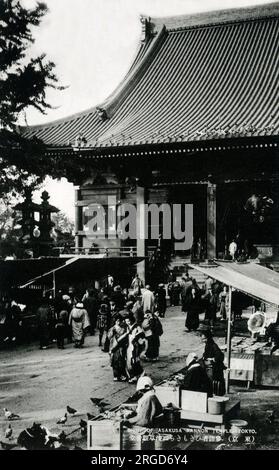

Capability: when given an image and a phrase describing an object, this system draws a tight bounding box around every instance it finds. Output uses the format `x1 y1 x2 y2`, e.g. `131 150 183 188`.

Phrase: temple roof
22 2 279 150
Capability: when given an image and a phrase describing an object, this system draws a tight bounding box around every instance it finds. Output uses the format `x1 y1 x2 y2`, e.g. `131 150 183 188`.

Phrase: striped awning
21 3 279 150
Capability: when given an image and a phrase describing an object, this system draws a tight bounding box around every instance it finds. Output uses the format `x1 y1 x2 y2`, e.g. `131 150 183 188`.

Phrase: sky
20 0 275 219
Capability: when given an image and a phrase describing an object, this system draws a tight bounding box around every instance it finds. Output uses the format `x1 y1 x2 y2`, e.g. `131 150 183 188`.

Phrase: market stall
87 373 241 450
189 261 279 389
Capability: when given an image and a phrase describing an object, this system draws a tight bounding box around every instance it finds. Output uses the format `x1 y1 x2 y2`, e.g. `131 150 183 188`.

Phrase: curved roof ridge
102 25 166 116
151 2 279 33
21 27 158 132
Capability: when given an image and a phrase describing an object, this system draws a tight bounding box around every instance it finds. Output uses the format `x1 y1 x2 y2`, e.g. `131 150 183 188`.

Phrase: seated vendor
181 352 213 396
124 376 163 427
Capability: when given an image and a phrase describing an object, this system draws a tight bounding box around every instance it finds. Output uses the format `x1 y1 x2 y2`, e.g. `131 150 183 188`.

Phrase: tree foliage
0 0 63 128
0 0 65 197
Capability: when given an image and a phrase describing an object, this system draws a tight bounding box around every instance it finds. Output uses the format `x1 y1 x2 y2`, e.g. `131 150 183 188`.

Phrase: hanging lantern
33 226 41 238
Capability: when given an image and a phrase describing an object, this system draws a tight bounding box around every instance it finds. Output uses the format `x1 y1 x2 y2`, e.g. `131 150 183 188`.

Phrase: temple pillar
207 182 217 259
74 187 82 252
136 186 146 283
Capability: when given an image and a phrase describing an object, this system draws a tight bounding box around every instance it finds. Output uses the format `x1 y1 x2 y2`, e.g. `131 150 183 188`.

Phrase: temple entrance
217 181 279 259
168 184 207 260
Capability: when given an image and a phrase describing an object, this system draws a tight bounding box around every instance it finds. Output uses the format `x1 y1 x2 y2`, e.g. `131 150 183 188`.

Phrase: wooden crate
180 390 208 413
154 384 180 407
87 419 122 450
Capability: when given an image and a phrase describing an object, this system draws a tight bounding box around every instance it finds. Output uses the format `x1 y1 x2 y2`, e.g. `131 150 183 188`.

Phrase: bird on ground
79 419 87 428
0 441 17 450
67 405 77 415
96 402 110 414
58 431 67 442
5 424 13 439
57 413 67 425
87 412 95 420
3 408 20 420
90 398 104 405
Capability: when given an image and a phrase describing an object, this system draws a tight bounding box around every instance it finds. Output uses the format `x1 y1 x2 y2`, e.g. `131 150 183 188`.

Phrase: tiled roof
22 3 279 149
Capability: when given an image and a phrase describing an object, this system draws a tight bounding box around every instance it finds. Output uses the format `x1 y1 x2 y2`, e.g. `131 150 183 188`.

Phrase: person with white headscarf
124 376 163 427
68 302 90 348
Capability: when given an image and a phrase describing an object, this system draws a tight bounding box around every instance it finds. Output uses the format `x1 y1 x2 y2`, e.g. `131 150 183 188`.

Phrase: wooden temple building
22 3 279 281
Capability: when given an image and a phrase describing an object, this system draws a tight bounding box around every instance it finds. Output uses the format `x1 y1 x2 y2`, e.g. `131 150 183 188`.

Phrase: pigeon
57 413 67 425
79 419 87 428
3 408 20 420
67 405 77 415
96 402 110 414
58 431 67 443
87 412 95 421
0 441 17 450
90 398 104 405
5 424 13 439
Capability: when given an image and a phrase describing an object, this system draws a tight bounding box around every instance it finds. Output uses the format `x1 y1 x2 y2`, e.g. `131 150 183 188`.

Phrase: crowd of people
167 273 246 332
0 270 246 394
7 275 164 385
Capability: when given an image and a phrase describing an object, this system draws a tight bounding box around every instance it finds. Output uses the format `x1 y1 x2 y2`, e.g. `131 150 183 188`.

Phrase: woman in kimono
108 315 128 381
183 280 201 331
69 302 90 348
142 311 163 361
124 313 146 383
96 303 111 348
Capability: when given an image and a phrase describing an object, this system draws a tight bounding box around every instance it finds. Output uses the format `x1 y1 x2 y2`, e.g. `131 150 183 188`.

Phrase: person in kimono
68 302 90 348
124 376 163 427
107 315 128 382
201 329 226 396
142 286 155 313
124 312 146 383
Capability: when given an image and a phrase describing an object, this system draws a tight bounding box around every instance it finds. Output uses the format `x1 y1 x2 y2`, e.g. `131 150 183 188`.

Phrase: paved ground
0 307 278 450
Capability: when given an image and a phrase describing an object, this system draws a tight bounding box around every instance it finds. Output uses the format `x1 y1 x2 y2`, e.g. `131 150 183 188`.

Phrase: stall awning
0 258 67 289
189 261 279 306
19 256 144 288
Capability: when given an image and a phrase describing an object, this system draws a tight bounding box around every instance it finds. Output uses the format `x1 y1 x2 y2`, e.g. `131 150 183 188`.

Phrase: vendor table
225 352 255 387
223 337 279 387
180 399 241 432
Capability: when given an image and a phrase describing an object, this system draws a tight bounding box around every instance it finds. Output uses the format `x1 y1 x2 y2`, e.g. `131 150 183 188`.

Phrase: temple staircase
169 256 207 287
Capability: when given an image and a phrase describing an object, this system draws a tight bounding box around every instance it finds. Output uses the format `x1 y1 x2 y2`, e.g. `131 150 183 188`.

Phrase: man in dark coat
182 280 202 331
181 352 212 396
201 329 226 396
37 299 52 350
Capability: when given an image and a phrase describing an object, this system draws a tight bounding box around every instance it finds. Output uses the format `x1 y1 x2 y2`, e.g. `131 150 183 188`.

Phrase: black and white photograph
0 0 278 459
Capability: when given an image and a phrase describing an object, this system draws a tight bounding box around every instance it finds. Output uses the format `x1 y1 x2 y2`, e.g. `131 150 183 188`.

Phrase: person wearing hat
181 352 212 395
111 285 126 310
97 303 111 348
124 376 163 427
68 301 90 348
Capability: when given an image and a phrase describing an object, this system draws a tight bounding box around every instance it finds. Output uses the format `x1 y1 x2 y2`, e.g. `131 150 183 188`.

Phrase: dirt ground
0 307 278 450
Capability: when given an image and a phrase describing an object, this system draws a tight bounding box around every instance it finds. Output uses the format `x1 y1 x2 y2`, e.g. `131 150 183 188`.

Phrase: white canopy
189 261 279 307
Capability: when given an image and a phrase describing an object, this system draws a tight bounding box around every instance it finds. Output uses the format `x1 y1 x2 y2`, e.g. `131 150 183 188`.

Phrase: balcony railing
58 245 158 258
